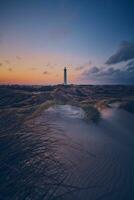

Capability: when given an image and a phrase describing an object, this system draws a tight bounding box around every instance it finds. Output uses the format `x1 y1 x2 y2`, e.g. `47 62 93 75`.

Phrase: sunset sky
0 0 134 84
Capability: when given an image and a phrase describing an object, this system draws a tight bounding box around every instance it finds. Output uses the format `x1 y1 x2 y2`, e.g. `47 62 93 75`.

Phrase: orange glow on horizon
0 66 78 85
0 53 89 85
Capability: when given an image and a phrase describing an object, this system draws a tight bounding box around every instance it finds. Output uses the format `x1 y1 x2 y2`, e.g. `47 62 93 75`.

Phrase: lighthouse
64 67 67 85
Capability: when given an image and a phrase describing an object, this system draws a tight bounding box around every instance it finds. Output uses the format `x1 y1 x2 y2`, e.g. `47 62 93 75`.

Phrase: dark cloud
97 67 121 77
0 63 3 67
106 41 134 65
82 64 134 84
125 59 134 72
125 59 134 67
82 66 100 76
45 62 54 69
75 61 92 71
126 66 134 72
8 68 13 72
89 66 100 74
43 71 48 75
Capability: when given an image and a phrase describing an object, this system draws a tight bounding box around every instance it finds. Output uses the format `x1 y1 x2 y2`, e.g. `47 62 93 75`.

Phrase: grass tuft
81 104 101 123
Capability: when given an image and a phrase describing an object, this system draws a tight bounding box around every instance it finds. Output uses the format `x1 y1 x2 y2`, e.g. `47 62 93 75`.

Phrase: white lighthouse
64 67 67 85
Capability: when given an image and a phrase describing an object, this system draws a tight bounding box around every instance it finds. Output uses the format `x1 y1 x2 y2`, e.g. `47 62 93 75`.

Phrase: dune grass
27 100 55 121
119 100 134 113
80 104 101 123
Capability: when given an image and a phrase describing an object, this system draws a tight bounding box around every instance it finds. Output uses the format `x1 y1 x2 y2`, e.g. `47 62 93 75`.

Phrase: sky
0 0 134 85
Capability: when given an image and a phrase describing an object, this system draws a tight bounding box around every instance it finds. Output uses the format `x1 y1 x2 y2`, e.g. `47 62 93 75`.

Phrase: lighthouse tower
64 67 67 85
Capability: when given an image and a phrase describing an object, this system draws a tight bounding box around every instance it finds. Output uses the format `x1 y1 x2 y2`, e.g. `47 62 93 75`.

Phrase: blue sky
0 0 134 84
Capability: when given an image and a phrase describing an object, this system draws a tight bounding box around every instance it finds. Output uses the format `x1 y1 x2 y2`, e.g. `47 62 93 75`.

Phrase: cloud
97 67 121 77
106 41 134 65
8 68 13 72
0 63 3 67
81 64 134 84
89 66 100 74
82 66 100 76
125 59 134 72
75 60 92 71
43 71 49 75
45 62 54 69
16 56 21 60
125 59 134 67
126 66 134 72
